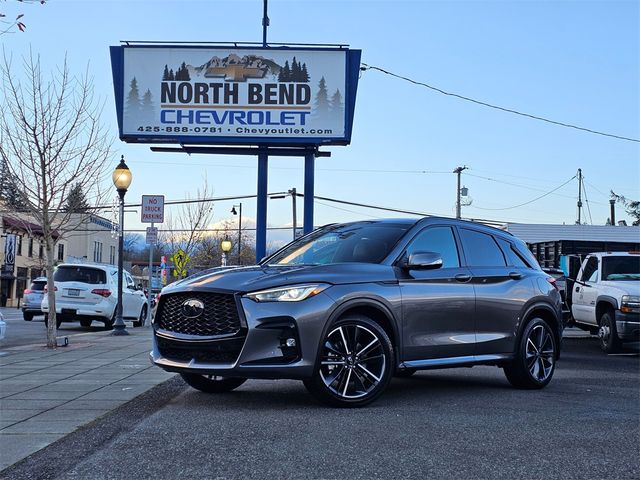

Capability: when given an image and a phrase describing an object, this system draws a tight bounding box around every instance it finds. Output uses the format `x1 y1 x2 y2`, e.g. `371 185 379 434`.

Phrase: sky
2 0 639 249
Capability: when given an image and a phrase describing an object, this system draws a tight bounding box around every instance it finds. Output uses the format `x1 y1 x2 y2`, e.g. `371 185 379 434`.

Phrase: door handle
454 273 472 283
575 286 580 293
508 271 522 280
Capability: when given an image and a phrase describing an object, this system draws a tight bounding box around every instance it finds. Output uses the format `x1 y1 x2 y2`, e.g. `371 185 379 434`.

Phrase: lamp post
231 203 242 264
112 155 132 336
221 236 232 267
270 188 298 241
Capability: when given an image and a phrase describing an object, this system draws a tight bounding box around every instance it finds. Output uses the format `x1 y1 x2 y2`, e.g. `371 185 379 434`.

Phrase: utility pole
577 168 583 225
289 187 297 240
454 166 468 219
262 0 269 47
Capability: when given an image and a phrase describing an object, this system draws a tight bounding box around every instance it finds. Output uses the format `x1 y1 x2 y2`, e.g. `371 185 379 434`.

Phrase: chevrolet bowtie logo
205 65 268 82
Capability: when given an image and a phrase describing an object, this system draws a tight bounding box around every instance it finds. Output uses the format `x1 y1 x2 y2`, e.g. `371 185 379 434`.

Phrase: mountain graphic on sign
186 54 283 82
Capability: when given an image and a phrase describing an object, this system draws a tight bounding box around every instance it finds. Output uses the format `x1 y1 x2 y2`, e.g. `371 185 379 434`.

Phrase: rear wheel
504 317 556 389
133 305 147 328
303 315 394 408
180 373 247 393
43 314 62 328
23 312 34 321
103 311 115 330
80 319 92 328
598 311 621 354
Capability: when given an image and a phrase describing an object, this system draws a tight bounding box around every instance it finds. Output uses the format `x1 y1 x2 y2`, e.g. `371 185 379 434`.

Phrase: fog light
285 338 296 347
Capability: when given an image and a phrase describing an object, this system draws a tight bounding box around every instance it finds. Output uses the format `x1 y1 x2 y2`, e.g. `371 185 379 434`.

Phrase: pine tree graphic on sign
313 76 331 123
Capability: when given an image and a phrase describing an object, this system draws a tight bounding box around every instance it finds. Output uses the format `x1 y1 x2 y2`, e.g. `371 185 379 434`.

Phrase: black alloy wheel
504 317 556 389
180 373 247 393
133 305 147 328
598 311 622 354
303 315 394 407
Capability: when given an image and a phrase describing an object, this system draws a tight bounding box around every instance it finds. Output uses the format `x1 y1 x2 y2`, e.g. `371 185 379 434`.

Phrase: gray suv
22 277 47 321
151 218 562 407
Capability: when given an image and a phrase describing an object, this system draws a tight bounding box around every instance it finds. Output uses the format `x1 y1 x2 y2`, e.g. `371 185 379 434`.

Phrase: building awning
2 216 59 239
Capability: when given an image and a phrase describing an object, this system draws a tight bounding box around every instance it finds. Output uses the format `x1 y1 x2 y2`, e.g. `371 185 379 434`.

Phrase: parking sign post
142 196 164 326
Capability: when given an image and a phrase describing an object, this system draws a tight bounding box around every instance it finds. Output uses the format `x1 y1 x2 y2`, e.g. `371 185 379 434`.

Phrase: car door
572 256 599 325
123 272 138 318
397 225 476 361
458 228 535 356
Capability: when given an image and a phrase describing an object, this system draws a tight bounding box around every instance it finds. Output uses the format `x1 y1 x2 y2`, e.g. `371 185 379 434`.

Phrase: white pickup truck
570 252 640 353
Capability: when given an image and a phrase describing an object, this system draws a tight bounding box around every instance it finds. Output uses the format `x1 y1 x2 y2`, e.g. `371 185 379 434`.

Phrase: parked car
151 218 563 407
22 277 47 321
41 263 148 329
542 267 569 322
0 311 6 341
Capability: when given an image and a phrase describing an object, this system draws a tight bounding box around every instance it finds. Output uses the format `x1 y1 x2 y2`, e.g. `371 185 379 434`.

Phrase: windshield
602 256 640 281
266 223 409 266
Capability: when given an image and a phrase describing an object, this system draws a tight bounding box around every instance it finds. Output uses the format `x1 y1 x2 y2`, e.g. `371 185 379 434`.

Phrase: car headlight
620 295 640 314
246 284 329 302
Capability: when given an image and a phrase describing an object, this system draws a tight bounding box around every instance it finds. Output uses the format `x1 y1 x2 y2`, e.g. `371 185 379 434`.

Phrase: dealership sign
110 45 362 146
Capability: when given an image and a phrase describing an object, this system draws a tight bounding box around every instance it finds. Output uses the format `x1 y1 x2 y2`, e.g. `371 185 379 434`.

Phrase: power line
471 176 577 211
360 63 640 143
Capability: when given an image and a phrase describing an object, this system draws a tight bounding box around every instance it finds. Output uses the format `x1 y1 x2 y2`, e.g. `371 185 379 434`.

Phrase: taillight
91 289 112 298
24 289 33 294
546 277 559 291
43 286 58 292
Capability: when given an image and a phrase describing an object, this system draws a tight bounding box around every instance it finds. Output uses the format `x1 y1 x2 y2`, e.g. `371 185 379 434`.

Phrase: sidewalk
0 326 175 471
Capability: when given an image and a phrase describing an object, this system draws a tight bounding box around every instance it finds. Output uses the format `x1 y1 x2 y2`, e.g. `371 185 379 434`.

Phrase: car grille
157 292 241 337
156 336 244 364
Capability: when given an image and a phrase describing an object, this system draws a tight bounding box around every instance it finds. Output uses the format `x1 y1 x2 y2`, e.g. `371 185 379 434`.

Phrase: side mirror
136 283 143 291
404 251 444 270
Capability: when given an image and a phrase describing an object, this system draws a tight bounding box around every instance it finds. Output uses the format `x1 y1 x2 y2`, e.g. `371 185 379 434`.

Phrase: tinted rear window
459 229 507 267
54 266 106 285
30 281 46 291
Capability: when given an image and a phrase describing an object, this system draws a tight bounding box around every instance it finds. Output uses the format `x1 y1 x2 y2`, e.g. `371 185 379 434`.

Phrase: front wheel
180 373 247 393
23 312 34 321
598 311 622 354
504 317 557 389
303 316 394 408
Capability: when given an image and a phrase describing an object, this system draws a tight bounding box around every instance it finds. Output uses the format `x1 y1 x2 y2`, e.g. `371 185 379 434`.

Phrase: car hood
161 263 397 295
600 281 640 296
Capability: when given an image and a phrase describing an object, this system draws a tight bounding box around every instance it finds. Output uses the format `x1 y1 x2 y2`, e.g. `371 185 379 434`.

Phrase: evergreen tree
142 89 155 120
330 88 344 117
162 64 170 81
125 77 141 117
279 61 291 82
291 57 300 81
313 76 330 117
301 63 310 82
0 157 27 209
168 69 175 81
64 183 90 213
175 62 191 81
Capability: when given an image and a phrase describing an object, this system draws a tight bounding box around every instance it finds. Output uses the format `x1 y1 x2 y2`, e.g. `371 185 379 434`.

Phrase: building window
16 235 22 256
28 238 34 257
109 246 116 265
93 241 103 263
57 243 65 262
38 243 44 259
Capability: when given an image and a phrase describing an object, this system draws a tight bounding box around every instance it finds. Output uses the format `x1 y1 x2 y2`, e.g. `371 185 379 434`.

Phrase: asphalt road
2 336 638 480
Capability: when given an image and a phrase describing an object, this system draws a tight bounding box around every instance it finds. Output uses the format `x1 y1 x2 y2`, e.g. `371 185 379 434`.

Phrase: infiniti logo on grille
181 299 205 318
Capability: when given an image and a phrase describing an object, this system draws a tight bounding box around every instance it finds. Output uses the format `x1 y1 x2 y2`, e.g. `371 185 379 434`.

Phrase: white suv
41 263 148 329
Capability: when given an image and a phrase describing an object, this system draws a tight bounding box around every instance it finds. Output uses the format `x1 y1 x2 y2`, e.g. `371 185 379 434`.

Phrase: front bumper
150 291 337 380
616 311 640 341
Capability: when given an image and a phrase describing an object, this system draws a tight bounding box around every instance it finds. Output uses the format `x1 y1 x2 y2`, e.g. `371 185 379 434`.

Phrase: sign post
141 195 164 326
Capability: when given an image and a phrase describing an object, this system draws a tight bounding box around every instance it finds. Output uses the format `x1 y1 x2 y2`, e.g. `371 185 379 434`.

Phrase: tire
303 315 395 408
43 314 62 328
133 305 147 328
80 319 92 328
23 312 34 321
394 368 417 378
504 317 557 389
598 311 622 354
180 373 247 393
103 311 115 330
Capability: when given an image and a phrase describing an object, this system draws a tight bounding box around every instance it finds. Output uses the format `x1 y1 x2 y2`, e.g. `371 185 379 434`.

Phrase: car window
601 256 640 281
497 238 531 268
53 266 107 284
267 224 409 265
405 226 460 268
581 257 598 283
459 229 507 267
125 273 135 289
30 281 46 291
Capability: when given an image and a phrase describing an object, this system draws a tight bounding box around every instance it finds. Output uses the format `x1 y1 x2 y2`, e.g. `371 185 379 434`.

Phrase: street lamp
112 155 132 336
231 203 242 264
221 236 232 267
270 188 298 240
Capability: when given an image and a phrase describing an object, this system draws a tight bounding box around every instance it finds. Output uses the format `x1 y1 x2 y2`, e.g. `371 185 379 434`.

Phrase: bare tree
161 177 215 278
0 51 112 348
0 0 45 35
